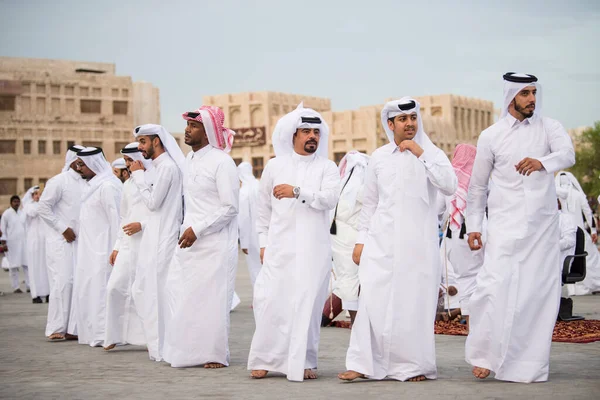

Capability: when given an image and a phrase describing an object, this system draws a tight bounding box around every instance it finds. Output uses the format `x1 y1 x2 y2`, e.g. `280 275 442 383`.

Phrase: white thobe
1 207 29 290
248 152 340 382
465 114 575 383
104 178 149 347
163 145 239 368
130 152 183 361
437 196 485 314
239 181 261 287
74 179 121 346
331 174 364 311
345 143 456 381
560 189 600 295
558 211 577 297
38 169 84 336
24 202 50 299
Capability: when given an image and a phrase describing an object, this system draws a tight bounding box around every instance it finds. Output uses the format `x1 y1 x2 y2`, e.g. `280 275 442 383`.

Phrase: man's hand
130 160 145 172
242 248 249 255
515 158 543 176
260 248 265 264
273 184 295 200
592 233 597 244
352 244 364 265
468 232 483 251
398 140 424 158
178 227 197 249
63 227 76 243
123 222 142 236
109 250 118 266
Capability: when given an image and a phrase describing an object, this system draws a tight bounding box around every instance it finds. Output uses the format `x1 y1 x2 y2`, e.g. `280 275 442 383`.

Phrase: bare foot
304 369 318 380
65 334 78 341
250 370 268 379
472 366 490 379
338 370 365 381
408 375 426 382
204 363 225 369
49 333 65 340
104 344 116 351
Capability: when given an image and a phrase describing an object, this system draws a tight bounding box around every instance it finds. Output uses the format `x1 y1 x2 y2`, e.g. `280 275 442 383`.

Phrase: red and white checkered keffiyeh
448 144 477 231
182 105 235 153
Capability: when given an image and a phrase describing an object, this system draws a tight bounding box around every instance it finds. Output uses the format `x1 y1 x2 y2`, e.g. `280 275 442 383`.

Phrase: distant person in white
1 195 29 293
237 161 261 288
22 186 50 304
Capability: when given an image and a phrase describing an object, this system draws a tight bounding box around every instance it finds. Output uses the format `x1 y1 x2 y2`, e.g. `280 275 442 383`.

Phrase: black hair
10 195 20 203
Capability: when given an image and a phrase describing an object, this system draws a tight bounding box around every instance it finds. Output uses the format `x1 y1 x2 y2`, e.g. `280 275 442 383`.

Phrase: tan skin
466 87 544 380
113 167 130 183
109 156 143 267
254 128 321 379
342 112 427 383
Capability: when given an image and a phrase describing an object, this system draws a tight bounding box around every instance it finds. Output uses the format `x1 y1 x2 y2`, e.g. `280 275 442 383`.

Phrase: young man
339 97 456 382
22 186 50 304
237 161 261 288
130 124 184 361
163 106 238 368
555 171 600 295
104 143 154 350
112 158 130 183
248 103 340 382
38 144 85 340
1 195 29 293
329 150 370 326
72 147 122 347
465 73 575 382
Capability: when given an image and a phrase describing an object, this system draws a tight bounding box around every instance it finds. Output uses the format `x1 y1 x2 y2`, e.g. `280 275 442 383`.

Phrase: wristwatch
293 186 300 199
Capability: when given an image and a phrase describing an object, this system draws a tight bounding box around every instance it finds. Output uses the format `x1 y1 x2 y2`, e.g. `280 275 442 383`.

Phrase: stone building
201 91 495 177
0 57 160 210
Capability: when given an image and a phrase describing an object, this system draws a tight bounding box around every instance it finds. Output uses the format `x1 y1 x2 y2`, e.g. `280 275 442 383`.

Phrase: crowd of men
1 72 598 384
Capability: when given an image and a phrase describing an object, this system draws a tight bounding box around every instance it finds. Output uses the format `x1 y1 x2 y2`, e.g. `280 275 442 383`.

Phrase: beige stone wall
0 57 159 211
202 91 494 177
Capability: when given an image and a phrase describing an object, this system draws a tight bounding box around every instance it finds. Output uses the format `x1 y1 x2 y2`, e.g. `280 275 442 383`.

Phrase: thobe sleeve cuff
56 222 69 236
131 170 145 180
258 233 268 248
465 217 482 234
140 220 146 231
356 230 367 244
418 149 436 167
113 241 120 252
297 188 315 205
192 223 207 238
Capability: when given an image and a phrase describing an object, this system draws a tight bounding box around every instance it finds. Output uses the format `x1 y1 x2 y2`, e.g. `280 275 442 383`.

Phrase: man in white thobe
1 195 29 293
22 186 50 304
555 171 600 295
248 103 340 382
163 105 238 369
339 98 457 383
465 73 575 382
104 143 154 350
238 161 261 288
38 144 85 340
330 150 369 326
130 124 184 362
73 147 122 347
112 158 130 183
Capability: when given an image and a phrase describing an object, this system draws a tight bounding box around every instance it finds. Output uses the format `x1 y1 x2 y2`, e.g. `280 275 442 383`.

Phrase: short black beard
304 142 317 154
144 144 155 160
514 102 534 119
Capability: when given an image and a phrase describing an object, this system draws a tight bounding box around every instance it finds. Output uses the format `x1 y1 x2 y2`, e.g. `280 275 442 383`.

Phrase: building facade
0 57 160 209
201 91 495 177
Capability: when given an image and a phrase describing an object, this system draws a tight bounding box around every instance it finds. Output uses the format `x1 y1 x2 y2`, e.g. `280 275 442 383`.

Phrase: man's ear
387 119 395 130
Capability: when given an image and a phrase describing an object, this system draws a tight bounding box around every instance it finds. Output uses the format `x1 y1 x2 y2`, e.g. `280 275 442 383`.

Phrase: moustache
306 140 318 145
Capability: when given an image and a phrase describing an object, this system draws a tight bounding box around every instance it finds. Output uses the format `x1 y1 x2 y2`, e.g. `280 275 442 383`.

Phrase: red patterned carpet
330 320 600 344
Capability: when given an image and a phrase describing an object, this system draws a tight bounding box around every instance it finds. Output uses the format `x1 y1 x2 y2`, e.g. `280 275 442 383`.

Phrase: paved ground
1 254 599 399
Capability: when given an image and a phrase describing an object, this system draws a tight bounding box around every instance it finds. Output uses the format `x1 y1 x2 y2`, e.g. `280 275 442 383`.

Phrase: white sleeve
356 156 379 244
37 177 69 235
296 161 341 211
538 119 575 173
466 133 494 234
256 162 273 249
580 192 596 235
418 149 458 196
238 188 251 249
131 166 175 212
113 185 130 252
100 185 122 252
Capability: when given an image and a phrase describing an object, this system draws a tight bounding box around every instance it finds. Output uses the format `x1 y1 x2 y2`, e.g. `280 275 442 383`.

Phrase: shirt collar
505 112 534 128
292 151 316 162
192 144 212 160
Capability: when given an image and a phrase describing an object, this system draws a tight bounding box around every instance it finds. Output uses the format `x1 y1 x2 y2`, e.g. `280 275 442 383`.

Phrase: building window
51 97 60 113
122 88 129 97
0 178 18 195
251 157 264 178
67 140 75 148
112 88 119 97
24 178 33 189
233 158 242 166
50 85 60 95
92 87 101 97
53 140 61 155
82 141 102 148
80 87 89 96
39 178 48 186
36 84 45 94
114 142 129 154
334 152 346 165
80 99 101 114
38 140 47 154
113 101 128 115
23 140 31 154
36 97 46 114
0 140 17 154
0 95 16 111
65 85 74 96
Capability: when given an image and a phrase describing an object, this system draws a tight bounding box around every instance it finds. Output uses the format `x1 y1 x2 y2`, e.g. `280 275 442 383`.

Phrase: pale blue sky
1 0 598 133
